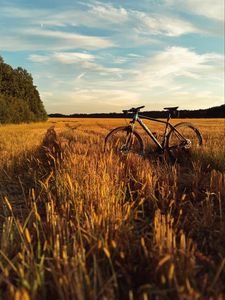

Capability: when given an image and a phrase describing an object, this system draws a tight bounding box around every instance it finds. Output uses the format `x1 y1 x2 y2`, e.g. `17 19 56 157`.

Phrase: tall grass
0 118 224 299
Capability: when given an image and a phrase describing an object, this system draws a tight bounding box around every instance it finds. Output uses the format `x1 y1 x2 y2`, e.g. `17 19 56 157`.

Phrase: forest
0 56 47 124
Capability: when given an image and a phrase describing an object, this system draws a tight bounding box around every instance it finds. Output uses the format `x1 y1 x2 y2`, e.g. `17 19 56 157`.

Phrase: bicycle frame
130 113 186 151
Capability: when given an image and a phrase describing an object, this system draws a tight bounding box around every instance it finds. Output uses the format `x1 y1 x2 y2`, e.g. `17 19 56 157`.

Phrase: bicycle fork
124 123 135 152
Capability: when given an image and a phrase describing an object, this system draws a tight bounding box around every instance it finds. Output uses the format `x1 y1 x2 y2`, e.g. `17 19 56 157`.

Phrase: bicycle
104 105 203 159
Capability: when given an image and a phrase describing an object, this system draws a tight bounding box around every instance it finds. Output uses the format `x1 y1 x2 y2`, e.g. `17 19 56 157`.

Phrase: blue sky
0 0 224 113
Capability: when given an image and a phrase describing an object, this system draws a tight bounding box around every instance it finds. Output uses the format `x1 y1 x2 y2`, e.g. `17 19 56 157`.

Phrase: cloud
77 2 200 36
28 51 124 79
75 73 86 80
52 52 95 63
63 88 140 107
132 47 223 86
133 11 199 36
166 0 224 22
25 28 115 49
0 27 115 51
87 1 129 24
29 52 95 63
185 0 224 22
29 55 50 62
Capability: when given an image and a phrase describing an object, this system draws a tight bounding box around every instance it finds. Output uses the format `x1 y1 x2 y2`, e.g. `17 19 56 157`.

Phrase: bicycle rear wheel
104 126 144 156
166 122 203 159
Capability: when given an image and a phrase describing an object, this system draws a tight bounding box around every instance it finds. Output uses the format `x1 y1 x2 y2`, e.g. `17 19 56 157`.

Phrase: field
0 118 224 300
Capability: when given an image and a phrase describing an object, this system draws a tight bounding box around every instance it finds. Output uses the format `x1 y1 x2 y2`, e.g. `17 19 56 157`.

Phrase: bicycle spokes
167 123 202 160
105 126 144 156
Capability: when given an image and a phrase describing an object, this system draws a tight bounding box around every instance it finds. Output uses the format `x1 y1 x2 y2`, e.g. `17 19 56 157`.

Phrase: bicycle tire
104 126 144 156
166 122 203 159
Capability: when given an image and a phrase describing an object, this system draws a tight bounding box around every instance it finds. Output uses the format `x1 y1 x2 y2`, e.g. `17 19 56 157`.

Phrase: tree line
49 104 225 119
0 56 47 124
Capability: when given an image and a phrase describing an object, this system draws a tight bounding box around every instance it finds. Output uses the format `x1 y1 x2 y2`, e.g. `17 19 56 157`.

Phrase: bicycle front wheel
166 122 203 159
104 126 144 156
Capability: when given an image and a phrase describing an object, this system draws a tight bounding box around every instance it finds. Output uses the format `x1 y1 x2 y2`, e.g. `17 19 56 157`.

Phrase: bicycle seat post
167 111 171 123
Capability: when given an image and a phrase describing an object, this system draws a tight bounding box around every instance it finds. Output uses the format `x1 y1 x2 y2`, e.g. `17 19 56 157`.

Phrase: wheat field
0 118 224 300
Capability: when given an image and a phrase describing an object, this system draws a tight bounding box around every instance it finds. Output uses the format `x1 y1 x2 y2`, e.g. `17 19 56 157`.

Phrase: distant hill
49 104 225 119
0 56 47 124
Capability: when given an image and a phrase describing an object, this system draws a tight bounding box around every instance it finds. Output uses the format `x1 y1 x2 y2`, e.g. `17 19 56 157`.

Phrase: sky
0 0 224 114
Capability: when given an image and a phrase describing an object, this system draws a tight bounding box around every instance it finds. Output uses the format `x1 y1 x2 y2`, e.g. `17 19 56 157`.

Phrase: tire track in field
0 127 73 233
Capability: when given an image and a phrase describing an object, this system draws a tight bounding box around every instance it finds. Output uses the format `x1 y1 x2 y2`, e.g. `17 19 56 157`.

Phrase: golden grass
0 118 224 300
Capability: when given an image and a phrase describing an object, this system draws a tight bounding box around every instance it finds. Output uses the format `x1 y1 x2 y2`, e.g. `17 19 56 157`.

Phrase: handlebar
123 105 145 114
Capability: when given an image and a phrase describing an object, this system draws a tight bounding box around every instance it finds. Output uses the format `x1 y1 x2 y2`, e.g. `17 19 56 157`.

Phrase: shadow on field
0 126 72 232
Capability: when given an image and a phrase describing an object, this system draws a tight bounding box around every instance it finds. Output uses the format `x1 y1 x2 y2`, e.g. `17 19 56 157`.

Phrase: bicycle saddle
123 106 145 114
163 106 179 111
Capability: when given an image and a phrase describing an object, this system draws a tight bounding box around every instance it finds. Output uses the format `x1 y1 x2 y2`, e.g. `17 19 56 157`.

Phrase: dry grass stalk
0 118 224 299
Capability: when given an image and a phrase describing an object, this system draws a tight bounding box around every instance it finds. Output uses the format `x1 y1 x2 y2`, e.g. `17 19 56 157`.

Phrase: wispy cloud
29 51 124 78
86 1 129 25
186 0 224 22
29 52 95 63
83 1 198 36
29 55 50 62
0 27 115 51
26 27 115 49
132 11 199 37
166 0 224 22
69 88 140 107
134 47 223 81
